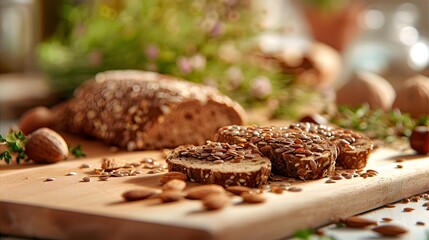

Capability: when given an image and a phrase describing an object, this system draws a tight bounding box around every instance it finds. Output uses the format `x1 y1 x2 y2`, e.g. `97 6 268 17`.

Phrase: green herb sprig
0 131 28 164
330 105 427 143
68 144 86 158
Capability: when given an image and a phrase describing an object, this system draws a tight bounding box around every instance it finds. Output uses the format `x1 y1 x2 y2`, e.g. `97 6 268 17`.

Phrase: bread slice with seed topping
166 141 271 187
52 70 245 150
215 125 338 180
289 122 373 169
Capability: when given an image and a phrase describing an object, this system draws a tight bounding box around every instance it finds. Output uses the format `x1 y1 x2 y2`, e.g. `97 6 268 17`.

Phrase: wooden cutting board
1 133 428 240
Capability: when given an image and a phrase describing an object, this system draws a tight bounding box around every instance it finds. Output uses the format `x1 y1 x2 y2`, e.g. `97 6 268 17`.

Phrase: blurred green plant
38 0 316 118
331 104 428 143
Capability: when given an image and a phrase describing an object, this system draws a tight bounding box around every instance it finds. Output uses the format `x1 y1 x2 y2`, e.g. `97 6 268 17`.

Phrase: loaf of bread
53 70 245 150
215 125 338 180
289 122 373 169
166 141 271 187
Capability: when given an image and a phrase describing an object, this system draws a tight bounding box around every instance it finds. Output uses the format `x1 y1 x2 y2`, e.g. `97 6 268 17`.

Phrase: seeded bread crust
215 125 337 180
52 70 245 150
166 141 271 188
289 122 374 169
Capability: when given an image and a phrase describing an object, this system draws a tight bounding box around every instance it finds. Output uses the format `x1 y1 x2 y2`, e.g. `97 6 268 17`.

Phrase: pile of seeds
81 157 168 182
176 141 260 163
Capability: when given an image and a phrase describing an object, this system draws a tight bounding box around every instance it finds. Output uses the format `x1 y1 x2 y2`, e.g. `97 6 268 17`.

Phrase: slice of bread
166 141 271 188
289 122 374 169
52 70 245 150
215 125 338 180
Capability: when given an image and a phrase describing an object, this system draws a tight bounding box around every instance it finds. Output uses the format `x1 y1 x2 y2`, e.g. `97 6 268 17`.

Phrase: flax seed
403 207 414 212
396 164 403 169
416 221 425 226
382 217 393 222
325 179 336 183
287 187 303 192
82 177 91 182
385 204 396 208
45 177 55 182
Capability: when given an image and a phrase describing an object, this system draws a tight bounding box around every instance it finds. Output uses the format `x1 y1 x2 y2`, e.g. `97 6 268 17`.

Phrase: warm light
399 26 419 46
409 42 429 70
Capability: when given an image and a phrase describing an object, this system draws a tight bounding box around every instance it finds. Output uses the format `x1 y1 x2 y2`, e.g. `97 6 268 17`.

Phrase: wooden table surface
0 126 428 239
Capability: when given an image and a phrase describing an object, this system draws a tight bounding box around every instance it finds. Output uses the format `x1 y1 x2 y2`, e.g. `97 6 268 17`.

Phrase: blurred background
0 0 428 125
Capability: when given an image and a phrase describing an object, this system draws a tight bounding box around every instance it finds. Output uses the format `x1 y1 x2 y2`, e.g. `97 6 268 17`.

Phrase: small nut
186 185 225 200
344 216 377 228
225 186 251 196
122 189 156 202
162 179 186 191
159 171 187 184
241 193 266 204
25 128 69 163
158 190 185 203
371 225 408 237
409 126 429 154
202 193 230 210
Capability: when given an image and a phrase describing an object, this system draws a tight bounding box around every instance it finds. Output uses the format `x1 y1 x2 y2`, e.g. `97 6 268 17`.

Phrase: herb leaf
0 131 27 164
68 144 86 158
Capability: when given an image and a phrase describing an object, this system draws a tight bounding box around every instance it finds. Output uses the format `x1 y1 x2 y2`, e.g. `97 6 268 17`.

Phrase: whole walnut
336 71 396 111
392 75 429 119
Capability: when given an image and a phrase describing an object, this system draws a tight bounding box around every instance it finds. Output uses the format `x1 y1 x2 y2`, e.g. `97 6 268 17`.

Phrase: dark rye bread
215 125 338 180
52 70 245 150
166 141 271 187
289 122 374 169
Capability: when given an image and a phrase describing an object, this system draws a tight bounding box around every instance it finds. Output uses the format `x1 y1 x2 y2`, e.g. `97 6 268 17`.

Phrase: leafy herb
330 104 425 143
68 144 86 158
0 131 28 164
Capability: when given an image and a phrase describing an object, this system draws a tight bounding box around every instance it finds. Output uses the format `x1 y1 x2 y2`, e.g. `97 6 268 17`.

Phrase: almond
25 128 68 163
19 107 53 135
202 193 230 210
158 190 185 203
159 171 187 184
162 179 186 191
226 186 251 196
122 189 156 201
241 193 266 204
186 185 225 200
372 225 408 237
344 216 377 228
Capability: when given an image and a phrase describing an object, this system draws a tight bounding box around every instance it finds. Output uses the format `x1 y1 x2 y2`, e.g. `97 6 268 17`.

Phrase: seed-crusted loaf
215 125 338 180
289 122 374 169
166 141 271 187
52 70 245 150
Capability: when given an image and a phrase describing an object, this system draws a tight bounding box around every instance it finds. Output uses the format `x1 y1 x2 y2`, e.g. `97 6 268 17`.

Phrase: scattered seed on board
403 207 414 212
382 217 393 222
80 163 91 168
66 172 77 176
82 177 91 182
385 204 396 208
395 158 404 163
270 187 283 194
325 179 336 184
402 198 410 203
287 187 303 192
45 177 55 182
396 165 403 169
99 176 109 181
416 221 425 226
